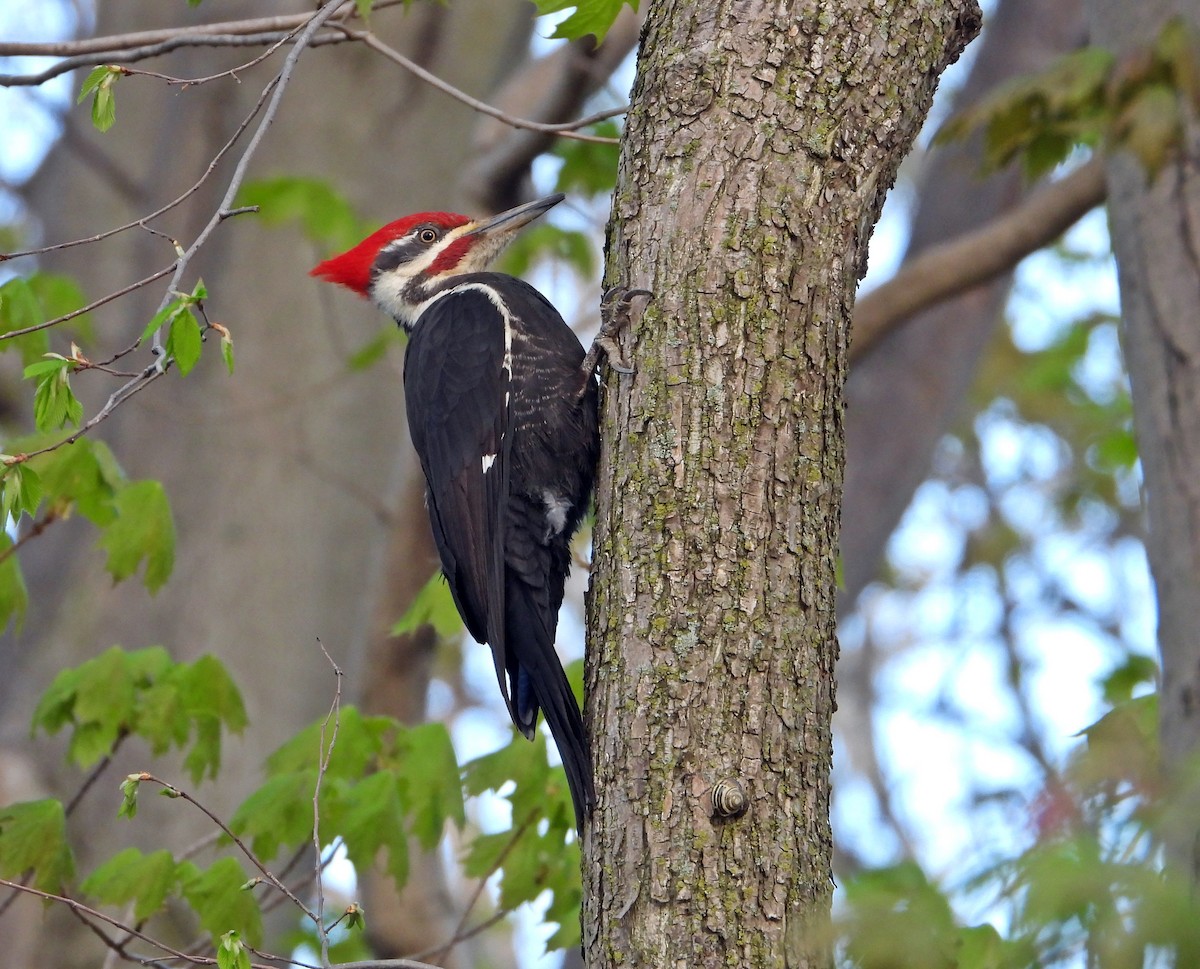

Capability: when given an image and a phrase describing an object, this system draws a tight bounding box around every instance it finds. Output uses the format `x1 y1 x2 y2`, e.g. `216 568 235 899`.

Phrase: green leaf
553 121 621 195
142 301 183 345
354 0 373 21
178 857 264 947
27 273 94 343
166 309 203 376
119 773 142 819
0 799 75 893
220 329 235 374
82 848 177 922
841 862 958 969
394 722 465 848
238 176 369 249
338 772 409 889
0 277 51 364
229 772 318 862
77 65 112 100
462 815 582 952
178 655 249 782
266 706 392 779
532 0 635 42
0 532 29 633
99 479 176 592
30 646 243 782
30 360 83 432
92 85 116 132
32 437 126 526
1 464 43 523
79 66 123 133
1116 83 1180 180
391 571 464 640
1100 654 1158 705
218 931 252 969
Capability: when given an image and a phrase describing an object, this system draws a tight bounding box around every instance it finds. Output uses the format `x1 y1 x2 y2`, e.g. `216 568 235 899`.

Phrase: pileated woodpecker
311 193 632 830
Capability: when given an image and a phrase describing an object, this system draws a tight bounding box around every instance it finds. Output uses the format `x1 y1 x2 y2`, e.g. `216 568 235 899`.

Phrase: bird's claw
576 286 652 397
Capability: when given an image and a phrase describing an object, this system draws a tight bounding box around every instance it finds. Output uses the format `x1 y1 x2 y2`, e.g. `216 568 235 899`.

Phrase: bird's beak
464 193 565 240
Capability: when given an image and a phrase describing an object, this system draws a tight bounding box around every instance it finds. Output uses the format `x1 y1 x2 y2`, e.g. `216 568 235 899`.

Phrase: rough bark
840 0 1086 607
585 2 980 966
3 2 527 965
1086 0 1200 882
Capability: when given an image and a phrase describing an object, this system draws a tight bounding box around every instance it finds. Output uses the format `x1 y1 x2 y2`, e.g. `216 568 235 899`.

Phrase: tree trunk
1087 0 1200 883
584 1 980 965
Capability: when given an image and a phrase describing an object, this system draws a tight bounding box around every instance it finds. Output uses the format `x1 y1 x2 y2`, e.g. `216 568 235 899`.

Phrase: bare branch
0 264 176 338
312 640 345 967
149 0 356 347
417 816 532 964
0 878 210 966
464 7 642 211
0 0 406 85
138 772 319 927
851 158 1108 361
0 33 346 87
343 28 623 144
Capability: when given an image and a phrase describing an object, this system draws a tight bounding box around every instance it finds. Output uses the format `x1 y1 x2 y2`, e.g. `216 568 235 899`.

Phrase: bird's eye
418 228 439 244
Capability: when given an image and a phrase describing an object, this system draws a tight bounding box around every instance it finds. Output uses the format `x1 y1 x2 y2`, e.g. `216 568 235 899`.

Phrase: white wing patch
482 453 497 473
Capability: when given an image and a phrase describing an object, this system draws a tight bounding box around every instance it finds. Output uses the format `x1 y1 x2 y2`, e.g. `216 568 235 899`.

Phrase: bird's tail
504 571 595 832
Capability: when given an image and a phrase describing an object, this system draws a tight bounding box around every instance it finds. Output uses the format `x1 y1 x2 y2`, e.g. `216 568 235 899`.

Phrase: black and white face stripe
372 224 446 277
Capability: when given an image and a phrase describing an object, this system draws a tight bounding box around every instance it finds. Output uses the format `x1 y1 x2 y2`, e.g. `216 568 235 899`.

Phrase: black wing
403 279 597 828
403 287 512 702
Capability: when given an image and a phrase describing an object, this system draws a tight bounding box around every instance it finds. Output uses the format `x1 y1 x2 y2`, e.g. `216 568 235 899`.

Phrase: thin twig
0 32 348 87
403 814 535 964
3 71 278 262
0 264 176 339
149 0 354 346
138 773 319 926
312 639 345 967
0 878 219 967
0 508 60 566
344 28 624 144
1 362 167 474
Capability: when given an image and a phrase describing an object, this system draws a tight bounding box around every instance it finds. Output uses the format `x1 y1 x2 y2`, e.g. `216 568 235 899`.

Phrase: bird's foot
576 286 652 399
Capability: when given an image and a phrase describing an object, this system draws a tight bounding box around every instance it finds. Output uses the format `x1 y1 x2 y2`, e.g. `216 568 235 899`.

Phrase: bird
310 193 640 830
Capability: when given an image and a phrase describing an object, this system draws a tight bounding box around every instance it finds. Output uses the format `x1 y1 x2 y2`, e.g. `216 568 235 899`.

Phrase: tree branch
342 28 622 144
851 158 1108 362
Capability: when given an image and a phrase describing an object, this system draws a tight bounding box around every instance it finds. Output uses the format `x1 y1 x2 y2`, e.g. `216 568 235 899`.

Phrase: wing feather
403 288 513 704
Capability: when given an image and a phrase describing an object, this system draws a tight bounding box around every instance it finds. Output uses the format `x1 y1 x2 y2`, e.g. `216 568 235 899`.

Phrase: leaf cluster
940 17 1200 180
32 645 247 781
838 658 1200 969
0 433 177 631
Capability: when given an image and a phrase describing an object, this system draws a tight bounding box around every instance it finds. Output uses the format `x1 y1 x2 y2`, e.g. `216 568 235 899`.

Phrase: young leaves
532 0 636 43
99 479 176 592
0 799 75 894
31 646 247 782
77 65 123 132
145 279 209 376
391 570 464 640
940 17 1200 181
26 356 83 431
82 848 177 922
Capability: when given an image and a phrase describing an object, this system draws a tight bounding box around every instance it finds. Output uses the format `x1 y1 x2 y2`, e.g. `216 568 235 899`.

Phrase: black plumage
403 277 598 828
